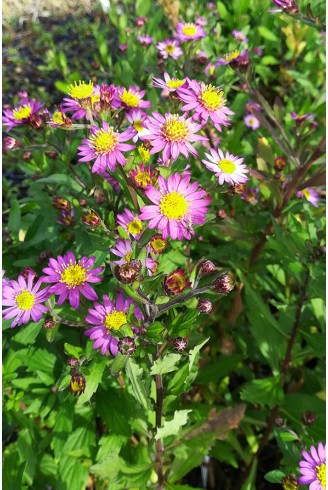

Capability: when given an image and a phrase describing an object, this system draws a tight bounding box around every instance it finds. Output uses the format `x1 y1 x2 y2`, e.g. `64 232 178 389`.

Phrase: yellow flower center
160 192 188 220
218 158 236 174
316 463 326 487
127 218 143 235
52 111 65 125
104 310 127 331
120 90 140 108
182 24 197 36
302 189 310 199
199 85 224 111
125 251 132 263
134 171 151 187
60 264 87 288
162 115 189 142
165 44 175 54
16 290 35 310
90 128 118 154
13 105 32 121
91 94 100 107
138 145 150 162
152 238 166 253
223 50 240 62
68 81 94 100
133 120 144 132
167 79 185 89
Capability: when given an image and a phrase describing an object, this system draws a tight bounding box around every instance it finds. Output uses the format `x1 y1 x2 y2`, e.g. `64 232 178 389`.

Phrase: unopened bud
79 198 88 206
67 357 79 367
116 262 141 284
275 417 284 428
94 188 107 204
274 156 286 171
213 272 234 294
217 209 227 220
23 151 32 161
5 237 13 245
200 260 215 276
173 337 188 352
82 210 102 227
282 475 299 490
43 317 55 330
118 336 136 355
29 114 43 129
301 411 316 426
45 150 58 159
3 136 20 153
230 183 247 195
20 267 38 283
53 197 71 211
69 374 86 396
198 299 213 314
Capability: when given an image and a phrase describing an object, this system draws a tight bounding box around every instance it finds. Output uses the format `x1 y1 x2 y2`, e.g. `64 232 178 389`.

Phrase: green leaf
136 0 151 16
57 456 88 490
279 431 299 442
13 321 43 345
264 470 286 483
188 338 209 374
64 343 83 359
126 358 150 409
156 410 192 440
150 353 181 375
146 321 165 341
8 198 21 233
110 352 128 375
258 25 279 42
240 376 284 409
77 355 107 404
168 310 199 336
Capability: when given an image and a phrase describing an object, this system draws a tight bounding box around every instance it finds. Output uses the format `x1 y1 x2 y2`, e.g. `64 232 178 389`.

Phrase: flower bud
116 262 141 284
43 317 55 330
3 136 20 153
67 357 79 367
272 0 298 14
164 269 191 296
20 267 38 283
29 114 43 129
200 260 215 276
213 272 234 294
173 337 188 352
118 336 136 355
129 259 142 273
82 210 102 227
197 299 213 314
217 209 227 220
69 374 86 396
45 150 58 159
274 156 286 171
5 237 13 245
79 198 88 206
52 197 71 211
282 475 298 490
150 234 167 254
301 411 316 426
274 417 284 428
94 188 107 204
23 151 32 161
230 183 247 195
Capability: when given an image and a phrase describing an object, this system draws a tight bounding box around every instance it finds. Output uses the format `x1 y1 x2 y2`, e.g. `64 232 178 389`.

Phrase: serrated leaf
240 376 284 409
150 353 181 375
264 470 286 483
156 410 192 440
77 355 107 404
126 358 150 409
64 343 83 359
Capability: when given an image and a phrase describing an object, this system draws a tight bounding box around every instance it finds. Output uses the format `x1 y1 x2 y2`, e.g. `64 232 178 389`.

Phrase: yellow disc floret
16 290 35 310
302 189 310 199
162 115 189 142
167 79 186 89
52 111 65 125
125 252 132 263
68 81 94 100
60 264 87 288
199 85 225 111
223 50 240 62
182 24 197 36
134 171 151 187
90 128 118 154
133 120 144 132
218 159 236 174
120 89 140 108
165 44 175 54
317 463 326 487
160 192 188 220
138 145 150 162
13 105 32 121
127 219 143 235
104 310 127 331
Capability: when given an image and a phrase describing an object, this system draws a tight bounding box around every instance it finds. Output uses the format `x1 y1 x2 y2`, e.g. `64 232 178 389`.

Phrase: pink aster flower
2 273 49 327
42 252 104 310
137 34 153 46
84 293 143 356
298 442 326 489
156 39 183 60
175 22 206 43
139 173 211 240
232 30 249 42
3 98 44 132
117 208 143 239
130 163 155 189
77 121 135 173
139 112 206 164
296 188 320 207
177 79 234 132
241 187 259 205
244 114 260 130
126 109 148 142
152 73 187 97
62 83 102 120
110 239 133 266
202 148 249 185
112 86 151 111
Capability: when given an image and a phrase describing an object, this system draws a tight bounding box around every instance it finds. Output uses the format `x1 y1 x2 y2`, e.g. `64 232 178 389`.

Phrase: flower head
202 148 249 185
140 112 206 164
3 98 44 132
130 163 155 189
173 337 188 351
244 114 260 130
282 475 298 490
110 239 133 266
139 173 211 240
84 293 143 356
62 83 103 120
2 273 49 327
232 30 249 42
177 80 234 132
297 188 320 207
69 374 86 396
241 187 259 205
138 144 151 162
216 50 241 66
126 109 148 142
153 73 187 97
272 0 298 14
48 107 72 128
164 269 191 295
42 252 104 310
274 156 287 171
156 39 183 59
117 208 143 240
298 443 326 489
175 22 206 43
150 234 167 254
113 86 151 111
291 111 314 123
137 34 153 46
77 121 135 173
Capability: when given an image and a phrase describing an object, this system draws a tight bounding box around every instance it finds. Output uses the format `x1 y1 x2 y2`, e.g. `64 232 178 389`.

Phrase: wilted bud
164 269 191 296
23 151 32 161
3 136 20 153
275 417 284 428
69 374 86 396
94 188 107 204
43 317 55 330
67 357 79 367
213 272 234 294
116 262 141 284
45 150 58 159
198 299 213 314
82 210 102 227
274 156 286 171
282 475 298 490
301 411 316 426
118 336 136 355
230 183 247 195
200 260 215 276
150 234 167 254
53 197 71 211
173 337 188 352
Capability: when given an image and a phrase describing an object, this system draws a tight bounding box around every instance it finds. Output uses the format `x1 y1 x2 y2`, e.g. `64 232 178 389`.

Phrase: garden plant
2 0 326 489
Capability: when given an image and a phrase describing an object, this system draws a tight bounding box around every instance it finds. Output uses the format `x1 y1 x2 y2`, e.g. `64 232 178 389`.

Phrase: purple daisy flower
3 98 44 132
84 293 144 356
298 442 326 489
202 148 249 185
117 208 144 240
175 22 206 43
139 112 206 164
296 188 320 207
62 83 102 120
110 239 133 266
2 273 49 327
42 252 104 310
177 80 234 132
137 34 153 46
241 187 260 205
77 121 135 173
156 39 183 59
112 86 151 111
244 114 260 130
152 73 187 97
126 109 149 142
232 30 249 42
291 111 314 123
139 173 211 240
